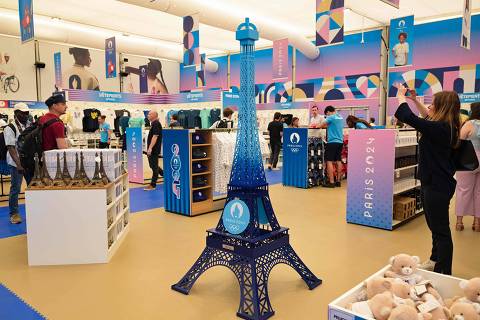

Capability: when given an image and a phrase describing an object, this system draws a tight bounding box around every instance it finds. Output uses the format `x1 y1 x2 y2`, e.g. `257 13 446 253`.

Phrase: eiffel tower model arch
171 18 321 320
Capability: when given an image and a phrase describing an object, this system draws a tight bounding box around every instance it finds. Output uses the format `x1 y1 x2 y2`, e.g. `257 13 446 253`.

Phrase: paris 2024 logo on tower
287 132 302 153
222 200 250 235
290 132 300 144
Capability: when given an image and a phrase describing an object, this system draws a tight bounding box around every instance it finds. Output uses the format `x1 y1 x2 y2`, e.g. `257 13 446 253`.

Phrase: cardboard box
393 196 416 220
328 266 465 320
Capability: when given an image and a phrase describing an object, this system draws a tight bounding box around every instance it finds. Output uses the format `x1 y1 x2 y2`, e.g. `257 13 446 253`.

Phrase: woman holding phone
394 84 460 275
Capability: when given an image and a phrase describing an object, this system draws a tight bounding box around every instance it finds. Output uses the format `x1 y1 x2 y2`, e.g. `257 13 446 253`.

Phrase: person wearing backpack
40 94 68 151
4 103 31 224
210 107 234 129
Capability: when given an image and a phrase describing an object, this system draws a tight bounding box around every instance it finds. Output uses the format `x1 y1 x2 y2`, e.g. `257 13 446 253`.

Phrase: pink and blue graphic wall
388 15 480 114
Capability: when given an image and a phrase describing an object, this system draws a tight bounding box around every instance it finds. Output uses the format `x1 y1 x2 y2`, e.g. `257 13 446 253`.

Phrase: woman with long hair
394 85 460 275
455 102 480 232
346 115 372 129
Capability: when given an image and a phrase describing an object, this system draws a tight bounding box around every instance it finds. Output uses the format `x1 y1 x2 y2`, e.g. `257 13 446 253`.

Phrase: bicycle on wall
0 74 20 94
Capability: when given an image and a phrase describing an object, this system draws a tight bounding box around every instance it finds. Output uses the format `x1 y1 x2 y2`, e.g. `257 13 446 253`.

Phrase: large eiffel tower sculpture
171 18 321 320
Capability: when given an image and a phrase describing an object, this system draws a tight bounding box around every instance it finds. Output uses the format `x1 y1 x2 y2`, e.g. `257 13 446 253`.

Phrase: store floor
1 181 480 319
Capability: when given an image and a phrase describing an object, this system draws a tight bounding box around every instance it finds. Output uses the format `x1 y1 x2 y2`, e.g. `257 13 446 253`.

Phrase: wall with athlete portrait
387 14 480 115
122 54 179 95
0 34 37 101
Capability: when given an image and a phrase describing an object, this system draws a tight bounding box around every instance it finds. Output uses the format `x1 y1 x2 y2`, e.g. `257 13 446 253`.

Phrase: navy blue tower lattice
172 18 321 320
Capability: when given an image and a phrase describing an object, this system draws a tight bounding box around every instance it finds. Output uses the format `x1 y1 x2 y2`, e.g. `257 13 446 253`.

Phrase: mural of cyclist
63 47 100 91
125 58 169 94
0 52 20 94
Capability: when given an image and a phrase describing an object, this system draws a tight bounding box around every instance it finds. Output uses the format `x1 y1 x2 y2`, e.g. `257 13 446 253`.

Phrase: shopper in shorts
320 106 344 188
97 115 112 149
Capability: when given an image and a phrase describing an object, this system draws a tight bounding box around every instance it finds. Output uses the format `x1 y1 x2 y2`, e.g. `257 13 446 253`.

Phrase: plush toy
449 302 480 320
391 278 416 306
388 304 432 320
445 278 480 314
350 291 395 320
418 293 450 320
385 254 423 285
357 277 393 301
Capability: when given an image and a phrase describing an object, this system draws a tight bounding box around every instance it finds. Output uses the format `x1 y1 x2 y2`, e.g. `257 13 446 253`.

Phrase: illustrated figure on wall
125 58 169 94
63 47 100 91
392 32 409 67
0 52 20 94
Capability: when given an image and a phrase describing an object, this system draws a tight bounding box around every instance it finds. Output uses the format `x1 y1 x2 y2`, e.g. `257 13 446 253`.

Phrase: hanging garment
209 109 221 127
199 109 210 129
82 108 100 132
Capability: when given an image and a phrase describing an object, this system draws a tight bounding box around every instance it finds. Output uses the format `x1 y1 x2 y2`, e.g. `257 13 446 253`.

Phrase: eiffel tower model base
171 228 321 320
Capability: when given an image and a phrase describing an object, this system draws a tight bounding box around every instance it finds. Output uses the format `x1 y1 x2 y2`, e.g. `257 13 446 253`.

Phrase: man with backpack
40 94 68 151
210 107 234 129
4 103 31 224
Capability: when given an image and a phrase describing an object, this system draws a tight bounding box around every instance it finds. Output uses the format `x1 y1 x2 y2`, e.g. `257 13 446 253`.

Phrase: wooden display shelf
192 157 212 162
192 185 212 191
192 144 212 147
392 209 424 229
192 171 212 176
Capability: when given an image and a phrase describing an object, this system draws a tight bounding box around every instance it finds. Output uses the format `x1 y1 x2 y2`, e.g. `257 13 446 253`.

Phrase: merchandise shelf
394 164 418 172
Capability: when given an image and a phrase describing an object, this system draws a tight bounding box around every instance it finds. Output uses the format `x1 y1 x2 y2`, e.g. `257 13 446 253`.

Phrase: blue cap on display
193 191 208 202
192 163 208 173
192 133 206 145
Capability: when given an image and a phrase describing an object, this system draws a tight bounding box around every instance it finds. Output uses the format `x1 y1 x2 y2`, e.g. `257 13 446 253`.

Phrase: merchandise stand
26 173 130 266
282 128 325 188
163 129 223 216
346 129 423 230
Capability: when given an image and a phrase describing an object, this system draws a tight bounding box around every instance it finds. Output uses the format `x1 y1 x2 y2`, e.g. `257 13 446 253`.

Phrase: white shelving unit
26 173 130 266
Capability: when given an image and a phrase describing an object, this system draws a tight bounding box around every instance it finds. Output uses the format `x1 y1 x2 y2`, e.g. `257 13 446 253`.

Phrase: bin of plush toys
328 254 480 320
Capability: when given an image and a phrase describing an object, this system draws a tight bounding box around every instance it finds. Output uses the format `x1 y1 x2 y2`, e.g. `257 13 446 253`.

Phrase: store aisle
0 184 478 320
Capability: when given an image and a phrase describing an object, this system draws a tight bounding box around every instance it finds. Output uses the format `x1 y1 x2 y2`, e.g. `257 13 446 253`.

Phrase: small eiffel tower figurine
40 153 53 187
52 153 66 187
89 153 104 187
99 152 110 185
78 152 90 185
121 151 127 175
61 151 72 185
28 153 45 188
69 153 85 187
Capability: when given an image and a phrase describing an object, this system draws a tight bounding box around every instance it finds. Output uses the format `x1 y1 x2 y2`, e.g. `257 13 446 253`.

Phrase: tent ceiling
0 0 478 56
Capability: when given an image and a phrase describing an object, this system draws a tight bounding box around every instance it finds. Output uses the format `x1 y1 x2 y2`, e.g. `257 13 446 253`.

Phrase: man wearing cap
4 103 31 224
41 94 68 151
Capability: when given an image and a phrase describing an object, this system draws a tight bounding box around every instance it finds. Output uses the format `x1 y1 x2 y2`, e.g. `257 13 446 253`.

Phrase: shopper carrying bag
394 84 460 275
455 102 480 232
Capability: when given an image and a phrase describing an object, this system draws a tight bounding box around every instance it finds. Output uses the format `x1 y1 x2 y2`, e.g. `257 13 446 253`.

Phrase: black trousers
148 152 163 187
99 142 109 149
422 185 454 275
270 143 281 168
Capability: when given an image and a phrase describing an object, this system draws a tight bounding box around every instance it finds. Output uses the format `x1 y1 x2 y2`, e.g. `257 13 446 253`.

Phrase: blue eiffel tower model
171 18 321 320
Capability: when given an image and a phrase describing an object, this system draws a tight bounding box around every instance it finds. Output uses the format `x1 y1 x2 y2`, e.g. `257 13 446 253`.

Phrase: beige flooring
0 185 479 320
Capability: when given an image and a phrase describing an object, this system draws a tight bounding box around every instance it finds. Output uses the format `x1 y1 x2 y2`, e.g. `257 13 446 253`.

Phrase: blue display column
171 19 321 320
282 128 308 188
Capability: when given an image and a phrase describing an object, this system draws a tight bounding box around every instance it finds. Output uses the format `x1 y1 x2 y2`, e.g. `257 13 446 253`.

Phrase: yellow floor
0 185 479 319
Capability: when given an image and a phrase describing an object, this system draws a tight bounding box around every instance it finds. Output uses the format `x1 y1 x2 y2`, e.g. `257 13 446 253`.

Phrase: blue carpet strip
0 284 46 320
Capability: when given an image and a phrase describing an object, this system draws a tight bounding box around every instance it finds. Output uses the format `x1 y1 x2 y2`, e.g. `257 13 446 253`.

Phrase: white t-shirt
393 42 409 66
310 114 325 127
63 64 100 90
4 121 27 167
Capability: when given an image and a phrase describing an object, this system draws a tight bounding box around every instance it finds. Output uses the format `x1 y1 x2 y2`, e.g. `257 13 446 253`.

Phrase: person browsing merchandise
169 114 181 128
309 105 325 138
320 106 344 188
210 108 234 129
144 111 163 191
4 103 31 224
394 84 460 275
267 112 283 171
346 115 372 129
97 115 112 149
41 94 68 151
290 117 300 128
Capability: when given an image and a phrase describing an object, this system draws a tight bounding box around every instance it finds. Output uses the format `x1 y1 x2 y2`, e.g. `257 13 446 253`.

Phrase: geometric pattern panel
388 64 480 97
316 0 344 47
183 14 200 67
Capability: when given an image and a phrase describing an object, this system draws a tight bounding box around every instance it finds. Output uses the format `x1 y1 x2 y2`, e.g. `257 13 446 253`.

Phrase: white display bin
328 265 465 320
26 173 130 266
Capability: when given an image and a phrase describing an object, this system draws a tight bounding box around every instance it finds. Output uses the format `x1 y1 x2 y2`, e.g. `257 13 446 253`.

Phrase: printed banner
66 89 222 104
126 127 144 183
380 0 400 8
183 14 200 67
8 100 46 109
105 37 117 78
283 128 308 188
459 93 480 104
163 129 191 215
316 0 344 47
18 0 34 43
273 39 289 81
196 53 206 87
389 15 414 68
346 130 395 230
139 64 148 93
222 91 240 111
461 0 472 49
54 52 62 89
